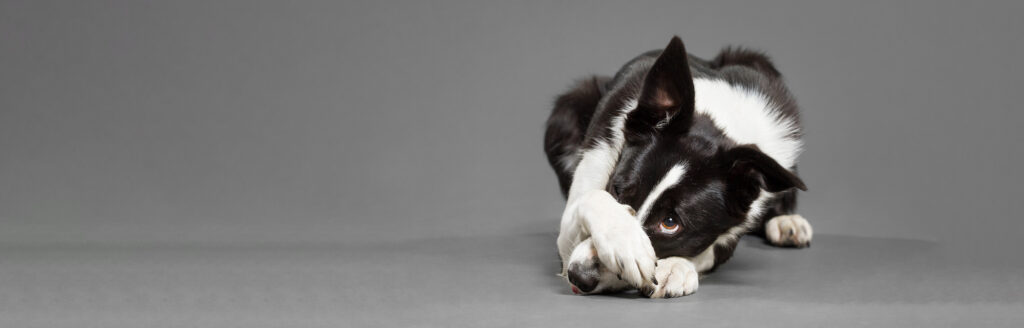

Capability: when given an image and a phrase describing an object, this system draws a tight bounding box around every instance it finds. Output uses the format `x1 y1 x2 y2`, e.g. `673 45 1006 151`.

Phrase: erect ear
724 146 807 193
626 36 696 141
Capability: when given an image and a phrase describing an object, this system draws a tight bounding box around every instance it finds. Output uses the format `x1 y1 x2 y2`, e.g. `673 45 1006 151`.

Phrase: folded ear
724 146 807 193
625 36 696 141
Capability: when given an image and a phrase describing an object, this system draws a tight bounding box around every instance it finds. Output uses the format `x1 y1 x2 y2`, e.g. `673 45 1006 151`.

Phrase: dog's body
544 37 811 298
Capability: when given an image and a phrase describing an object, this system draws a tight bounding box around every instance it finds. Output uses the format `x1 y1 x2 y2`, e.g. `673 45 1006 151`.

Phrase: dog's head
610 37 806 259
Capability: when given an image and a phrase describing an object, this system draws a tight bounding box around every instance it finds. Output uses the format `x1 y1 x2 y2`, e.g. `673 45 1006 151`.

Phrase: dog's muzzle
566 262 601 294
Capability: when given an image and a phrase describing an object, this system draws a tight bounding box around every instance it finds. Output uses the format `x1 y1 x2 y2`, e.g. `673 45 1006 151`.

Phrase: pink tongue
571 286 581 294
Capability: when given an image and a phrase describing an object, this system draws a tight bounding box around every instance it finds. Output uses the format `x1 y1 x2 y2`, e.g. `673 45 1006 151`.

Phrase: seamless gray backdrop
2 1 1023 327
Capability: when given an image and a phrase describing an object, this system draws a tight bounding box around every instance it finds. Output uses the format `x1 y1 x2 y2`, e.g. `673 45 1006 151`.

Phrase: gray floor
3 231 1021 327
4 1 1024 327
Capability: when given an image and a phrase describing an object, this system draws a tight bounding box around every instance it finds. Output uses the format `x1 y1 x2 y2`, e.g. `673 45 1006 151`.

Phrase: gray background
2 0 1022 327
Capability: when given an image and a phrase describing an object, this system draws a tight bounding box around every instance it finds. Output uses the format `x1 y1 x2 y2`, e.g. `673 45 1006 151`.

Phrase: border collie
544 36 810 298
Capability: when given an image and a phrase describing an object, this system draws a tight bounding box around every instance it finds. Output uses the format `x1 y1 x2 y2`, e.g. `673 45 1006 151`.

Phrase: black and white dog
544 37 810 298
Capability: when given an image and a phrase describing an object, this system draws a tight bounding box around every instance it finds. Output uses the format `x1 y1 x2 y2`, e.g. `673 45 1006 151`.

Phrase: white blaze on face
636 163 688 223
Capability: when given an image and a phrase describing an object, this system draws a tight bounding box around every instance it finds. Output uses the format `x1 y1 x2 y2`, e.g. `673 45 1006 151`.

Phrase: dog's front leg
557 142 623 272
557 201 587 274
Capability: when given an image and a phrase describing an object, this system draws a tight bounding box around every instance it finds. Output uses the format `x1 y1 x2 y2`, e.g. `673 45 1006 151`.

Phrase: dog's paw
765 214 813 248
577 190 657 288
642 257 699 298
590 227 656 289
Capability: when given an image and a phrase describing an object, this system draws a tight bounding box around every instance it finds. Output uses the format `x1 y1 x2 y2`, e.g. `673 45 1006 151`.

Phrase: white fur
576 190 657 287
693 78 802 168
766 214 813 247
648 257 699 298
565 142 616 202
689 243 717 273
567 238 598 268
636 163 688 222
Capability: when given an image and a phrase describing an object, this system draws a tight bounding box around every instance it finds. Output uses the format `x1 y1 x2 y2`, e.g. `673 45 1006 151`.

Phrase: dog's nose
567 263 600 294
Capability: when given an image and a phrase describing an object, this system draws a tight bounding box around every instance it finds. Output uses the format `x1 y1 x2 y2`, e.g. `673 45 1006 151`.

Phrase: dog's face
611 133 738 259
566 38 805 294
611 133 804 259
613 37 805 259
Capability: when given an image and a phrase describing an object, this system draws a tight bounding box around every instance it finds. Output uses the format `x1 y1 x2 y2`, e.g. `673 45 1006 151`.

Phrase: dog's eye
659 217 680 234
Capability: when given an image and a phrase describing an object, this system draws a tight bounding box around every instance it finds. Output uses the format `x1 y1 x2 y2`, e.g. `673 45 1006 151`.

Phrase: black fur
544 76 609 196
711 46 782 78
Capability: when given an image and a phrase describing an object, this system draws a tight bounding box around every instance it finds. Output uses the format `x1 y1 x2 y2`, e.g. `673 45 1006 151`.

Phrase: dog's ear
724 145 806 193
626 36 696 142
722 145 805 215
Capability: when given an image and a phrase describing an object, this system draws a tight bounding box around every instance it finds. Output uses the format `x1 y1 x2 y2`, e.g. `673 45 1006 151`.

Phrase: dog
544 36 810 298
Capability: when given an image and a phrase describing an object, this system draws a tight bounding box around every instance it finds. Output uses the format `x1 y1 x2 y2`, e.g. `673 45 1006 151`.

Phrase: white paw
644 257 699 298
766 214 813 247
577 190 656 288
